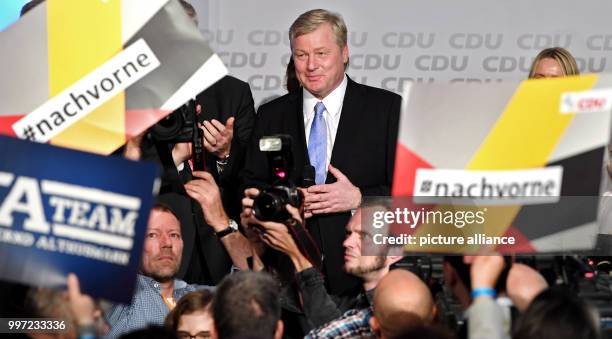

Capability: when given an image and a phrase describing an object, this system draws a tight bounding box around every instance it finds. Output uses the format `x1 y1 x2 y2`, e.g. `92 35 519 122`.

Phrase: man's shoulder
257 91 300 115
349 78 401 102
206 75 252 94
305 307 373 338
177 279 215 296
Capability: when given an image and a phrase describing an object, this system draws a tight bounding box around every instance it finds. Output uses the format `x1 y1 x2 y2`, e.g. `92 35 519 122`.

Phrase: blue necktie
308 102 327 185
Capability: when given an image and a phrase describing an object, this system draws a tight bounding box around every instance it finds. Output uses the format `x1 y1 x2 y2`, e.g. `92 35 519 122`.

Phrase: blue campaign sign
0 0 28 32
0 135 160 303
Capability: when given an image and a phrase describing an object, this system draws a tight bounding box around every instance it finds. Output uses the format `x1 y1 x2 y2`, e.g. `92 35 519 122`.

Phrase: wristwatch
216 219 238 238
216 153 230 166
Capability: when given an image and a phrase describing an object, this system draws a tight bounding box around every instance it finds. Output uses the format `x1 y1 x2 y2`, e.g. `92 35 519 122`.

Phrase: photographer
241 191 402 337
120 1 256 286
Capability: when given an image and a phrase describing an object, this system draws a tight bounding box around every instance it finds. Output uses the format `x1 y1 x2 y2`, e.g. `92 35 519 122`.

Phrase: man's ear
274 320 284 339
210 323 218 339
387 244 404 258
388 255 403 265
369 315 381 337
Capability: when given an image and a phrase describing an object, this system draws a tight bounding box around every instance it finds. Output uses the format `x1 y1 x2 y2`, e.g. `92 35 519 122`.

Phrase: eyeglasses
177 331 211 339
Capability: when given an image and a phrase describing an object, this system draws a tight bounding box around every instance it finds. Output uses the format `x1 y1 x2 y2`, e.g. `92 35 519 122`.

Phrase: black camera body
150 100 199 143
253 135 303 222
149 99 205 171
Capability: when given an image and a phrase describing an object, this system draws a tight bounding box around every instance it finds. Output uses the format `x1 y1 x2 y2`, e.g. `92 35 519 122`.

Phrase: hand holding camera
185 171 230 232
241 188 312 272
123 132 146 161
240 135 322 271
240 187 260 229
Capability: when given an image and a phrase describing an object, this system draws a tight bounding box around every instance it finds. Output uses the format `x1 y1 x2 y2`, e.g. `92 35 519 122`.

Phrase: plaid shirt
304 307 375 339
104 274 213 339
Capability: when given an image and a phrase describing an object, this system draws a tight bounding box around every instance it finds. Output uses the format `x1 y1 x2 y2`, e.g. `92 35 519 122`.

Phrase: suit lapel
327 77 364 183
293 91 310 167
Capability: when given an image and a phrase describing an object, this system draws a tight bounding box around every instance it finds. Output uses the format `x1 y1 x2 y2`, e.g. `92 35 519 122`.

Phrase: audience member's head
119 325 178 339
212 271 282 339
26 287 77 339
165 290 214 339
141 204 184 282
384 325 457 339
513 287 600 339
20 0 45 17
343 206 402 286
528 47 579 79
179 0 198 26
26 275 109 339
369 269 436 338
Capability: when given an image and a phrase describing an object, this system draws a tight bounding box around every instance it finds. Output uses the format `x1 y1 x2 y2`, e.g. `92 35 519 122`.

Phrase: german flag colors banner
390 75 612 253
0 0 227 155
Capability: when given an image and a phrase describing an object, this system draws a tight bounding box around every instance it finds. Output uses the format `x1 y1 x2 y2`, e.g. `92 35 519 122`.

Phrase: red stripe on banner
497 226 535 252
0 115 25 137
392 143 434 196
125 109 172 139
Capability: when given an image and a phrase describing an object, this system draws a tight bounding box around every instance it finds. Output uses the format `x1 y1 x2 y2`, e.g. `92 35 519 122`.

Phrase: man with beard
105 203 214 339
241 195 401 335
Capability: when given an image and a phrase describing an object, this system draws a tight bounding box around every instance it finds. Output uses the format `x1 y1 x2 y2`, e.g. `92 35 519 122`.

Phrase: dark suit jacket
196 75 255 198
147 75 255 285
241 76 401 295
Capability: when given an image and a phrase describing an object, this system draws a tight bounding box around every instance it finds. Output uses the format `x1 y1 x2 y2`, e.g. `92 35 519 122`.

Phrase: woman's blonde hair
528 47 579 78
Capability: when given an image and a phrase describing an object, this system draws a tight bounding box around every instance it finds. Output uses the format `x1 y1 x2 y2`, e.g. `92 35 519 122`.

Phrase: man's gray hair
289 9 348 51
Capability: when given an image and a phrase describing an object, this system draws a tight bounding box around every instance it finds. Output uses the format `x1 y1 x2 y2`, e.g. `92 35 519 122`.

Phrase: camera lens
253 192 283 221
150 110 185 141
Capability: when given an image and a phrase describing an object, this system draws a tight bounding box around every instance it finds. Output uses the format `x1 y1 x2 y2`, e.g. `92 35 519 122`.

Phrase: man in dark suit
127 74 255 286
241 8 401 295
124 1 256 286
177 75 255 285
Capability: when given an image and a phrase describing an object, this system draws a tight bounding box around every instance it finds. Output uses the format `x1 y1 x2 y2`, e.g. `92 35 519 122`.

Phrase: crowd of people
3 0 612 338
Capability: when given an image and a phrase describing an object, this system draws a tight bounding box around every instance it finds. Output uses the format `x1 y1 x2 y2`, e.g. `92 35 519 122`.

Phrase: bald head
372 269 435 338
506 263 548 312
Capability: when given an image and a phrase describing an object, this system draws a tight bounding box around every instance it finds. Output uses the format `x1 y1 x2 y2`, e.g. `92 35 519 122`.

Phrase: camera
150 99 199 143
149 99 205 171
253 135 303 222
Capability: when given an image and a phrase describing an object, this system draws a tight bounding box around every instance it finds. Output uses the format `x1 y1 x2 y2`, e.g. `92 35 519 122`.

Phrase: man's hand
67 273 96 326
172 142 192 167
259 207 303 253
240 188 260 228
123 132 145 161
304 164 361 215
184 171 229 232
255 205 312 272
506 263 548 311
202 114 235 159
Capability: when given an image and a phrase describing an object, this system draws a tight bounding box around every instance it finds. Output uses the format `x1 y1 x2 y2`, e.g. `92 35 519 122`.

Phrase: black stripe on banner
511 146 605 240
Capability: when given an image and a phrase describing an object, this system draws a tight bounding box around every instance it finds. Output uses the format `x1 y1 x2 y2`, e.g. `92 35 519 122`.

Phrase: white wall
190 0 612 106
